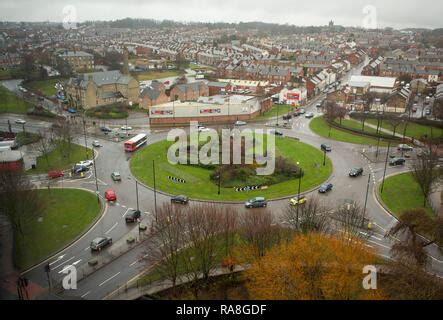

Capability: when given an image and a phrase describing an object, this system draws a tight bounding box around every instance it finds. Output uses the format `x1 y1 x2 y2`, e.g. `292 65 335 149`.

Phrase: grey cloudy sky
0 0 441 29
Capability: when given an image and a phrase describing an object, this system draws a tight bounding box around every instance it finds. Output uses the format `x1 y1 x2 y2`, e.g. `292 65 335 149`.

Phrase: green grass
0 68 25 80
0 85 33 114
28 141 92 174
309 116 390 146
365 119 443 140
15 188 101 270
85 104 128 119
255 105 294 120
15 132 40 146
26 78 62 97
132 70 183 81
130 136 332 201
379 172 433 217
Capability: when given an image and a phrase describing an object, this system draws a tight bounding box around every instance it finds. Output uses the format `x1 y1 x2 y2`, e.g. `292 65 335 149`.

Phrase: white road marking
105 222 118 235
121 205 127 209
52 256 76 270
49 254 66 266
129 261 138 267
122 208 130 217
84 246 90 251
81 291 90 298
367 240 391 250
99 272 121 287
72 259 82 266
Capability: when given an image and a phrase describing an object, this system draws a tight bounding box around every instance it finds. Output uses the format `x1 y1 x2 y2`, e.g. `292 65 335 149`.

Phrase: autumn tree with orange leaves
245 233 385 300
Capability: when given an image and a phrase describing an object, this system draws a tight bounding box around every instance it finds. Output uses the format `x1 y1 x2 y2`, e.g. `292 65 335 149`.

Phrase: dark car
389 158 406 166
270 130 283 136
282 114 292 120
72 164 89 175
125 209 141 223
100 126 112 133
321 143 332 152
349 167 364 177
171 195 189 205
245 197 268 208
318 183 333 193
398 144 413 152
90 236 112 251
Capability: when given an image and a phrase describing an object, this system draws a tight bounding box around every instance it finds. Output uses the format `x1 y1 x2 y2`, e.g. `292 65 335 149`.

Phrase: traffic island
130 136 333 202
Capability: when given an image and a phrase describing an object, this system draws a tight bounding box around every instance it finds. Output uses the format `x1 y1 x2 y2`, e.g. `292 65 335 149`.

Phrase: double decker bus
124 134 147 152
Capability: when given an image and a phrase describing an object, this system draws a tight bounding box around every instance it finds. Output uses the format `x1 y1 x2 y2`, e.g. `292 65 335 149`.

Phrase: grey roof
59 51 93 58
175 82 205 94
68 70 133 88
207 81 229 88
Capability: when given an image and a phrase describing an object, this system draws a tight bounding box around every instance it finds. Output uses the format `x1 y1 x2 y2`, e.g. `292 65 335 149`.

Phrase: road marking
367 240 391 249
121 205 127 209
84 246 90 251
129 261 138 267
105 222 118 235
49 254 66 266
52 256 76 270
99 272 121 287
81 291 90 298
72 259 82 266
122 208 130 217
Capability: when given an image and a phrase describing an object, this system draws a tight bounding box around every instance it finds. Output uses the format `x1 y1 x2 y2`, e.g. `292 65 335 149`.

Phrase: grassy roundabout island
15 188 101 271
130 136 333 201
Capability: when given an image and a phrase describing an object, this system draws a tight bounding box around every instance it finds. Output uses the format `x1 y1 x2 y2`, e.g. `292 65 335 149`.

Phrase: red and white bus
124 134 148 152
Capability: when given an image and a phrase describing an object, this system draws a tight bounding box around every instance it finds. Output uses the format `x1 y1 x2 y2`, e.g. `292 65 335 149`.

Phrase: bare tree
0 170 44 238
411 147 441 207
54 119 75 162
239 209 275 258
333 201 368 239
220 207 239 258
181 204 224 296
282 197 331 234
37 130 52 169
144 203 185 289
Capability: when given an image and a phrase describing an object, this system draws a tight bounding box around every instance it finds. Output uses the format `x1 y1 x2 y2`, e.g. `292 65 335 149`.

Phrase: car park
90 236 112 251
389 158 405 166
105 189 117 201
349 167 363 177
124 209 141 223
14 119 26 124
398 144 413 152
171 195 189 205
289 196 307 206
318 183 333 193
111 172 121 181
245 197 267 208
321 143 332 152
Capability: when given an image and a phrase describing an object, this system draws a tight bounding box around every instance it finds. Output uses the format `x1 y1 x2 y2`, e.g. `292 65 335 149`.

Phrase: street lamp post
296 162 302 229
362 173 371 227
82 118 89 159
323 149 327 166
135 179 139 211
152 160 158 220
381 142 391 193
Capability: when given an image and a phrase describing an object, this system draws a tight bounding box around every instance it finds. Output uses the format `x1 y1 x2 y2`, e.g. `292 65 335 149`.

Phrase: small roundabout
130 135 333 202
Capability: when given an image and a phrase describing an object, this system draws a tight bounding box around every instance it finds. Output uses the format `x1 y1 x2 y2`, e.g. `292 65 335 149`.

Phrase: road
14 60 443 299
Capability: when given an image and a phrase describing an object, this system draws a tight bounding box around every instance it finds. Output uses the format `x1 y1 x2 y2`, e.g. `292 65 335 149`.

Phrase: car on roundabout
90 236 112 252
349 167 364 177
245 197 267 208
171 195 189 205
105 189 117 201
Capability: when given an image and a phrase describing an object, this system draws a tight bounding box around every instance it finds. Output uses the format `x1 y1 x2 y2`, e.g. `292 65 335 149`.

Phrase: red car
105 189 117 201
48 170 65 179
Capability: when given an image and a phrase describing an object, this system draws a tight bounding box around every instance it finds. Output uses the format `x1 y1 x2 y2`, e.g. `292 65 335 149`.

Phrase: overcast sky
0 0 441 29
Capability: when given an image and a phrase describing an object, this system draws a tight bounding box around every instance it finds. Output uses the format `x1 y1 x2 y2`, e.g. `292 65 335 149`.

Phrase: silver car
90 236 112 251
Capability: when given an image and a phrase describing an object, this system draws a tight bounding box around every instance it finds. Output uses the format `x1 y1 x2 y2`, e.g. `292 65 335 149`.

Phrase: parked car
349 167 364 177
105 189 117 201
72 165 89 175
111 172 121 181
171 195 189 205
14 119 26 124
48 170 64 179
234 120 247 126
282 114 292 120
321 143 332 152
425 109 432 116
316 103 322 108
245 197 267 208
76 160 93 167
289 196 307 206
318 183 333 193
121 125 132 131
198 126 210 132
270 129 283 136
92 140 102 147
100 126 112 133
305 112 314 118
398 144 413 152
389 158 406 166
124 209 141 223
299 109 306 114
90 236 112 251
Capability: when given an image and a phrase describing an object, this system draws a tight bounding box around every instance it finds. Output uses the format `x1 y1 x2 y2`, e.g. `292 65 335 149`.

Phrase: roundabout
130 136 333 201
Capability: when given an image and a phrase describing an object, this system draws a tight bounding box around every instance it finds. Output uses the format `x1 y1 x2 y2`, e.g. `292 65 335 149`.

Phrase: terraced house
65 70 139 109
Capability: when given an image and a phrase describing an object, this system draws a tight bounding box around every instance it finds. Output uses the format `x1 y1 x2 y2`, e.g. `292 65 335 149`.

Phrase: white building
349 76 397 94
